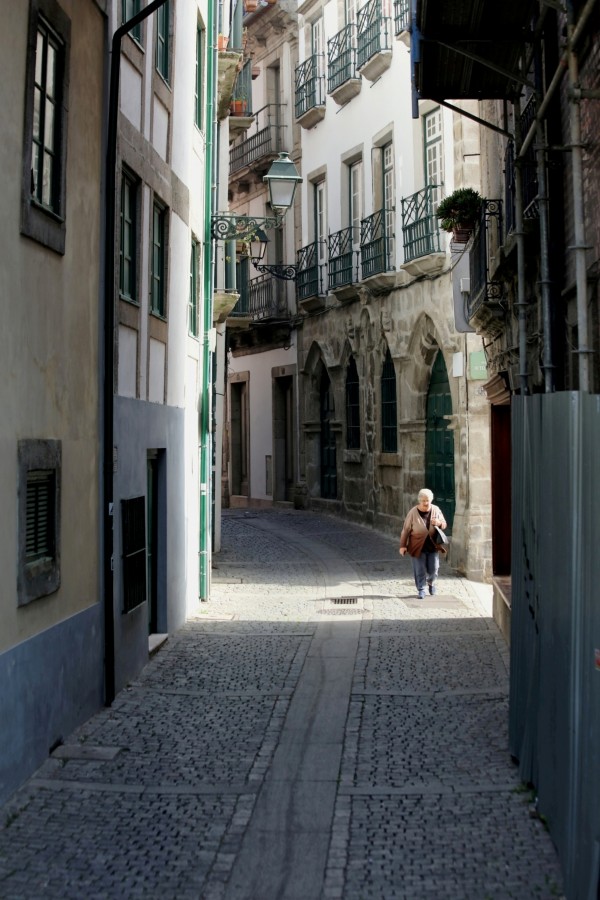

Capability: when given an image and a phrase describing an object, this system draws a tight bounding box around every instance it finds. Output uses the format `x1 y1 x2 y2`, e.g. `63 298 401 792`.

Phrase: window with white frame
312 17 325 80
349 160 363 248
383 142 395 257
424 107 444 207
315 180 327 264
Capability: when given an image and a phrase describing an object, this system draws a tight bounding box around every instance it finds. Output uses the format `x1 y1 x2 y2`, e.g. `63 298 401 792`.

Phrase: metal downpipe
567 3 592 392
513 100 529 395
103 0 170 706
199 0 216 601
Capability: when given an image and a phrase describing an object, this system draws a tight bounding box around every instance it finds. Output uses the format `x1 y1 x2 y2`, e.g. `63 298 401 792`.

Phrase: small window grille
121 496 146 613
346 356 361 449
381 348 398 452
26 470 56 563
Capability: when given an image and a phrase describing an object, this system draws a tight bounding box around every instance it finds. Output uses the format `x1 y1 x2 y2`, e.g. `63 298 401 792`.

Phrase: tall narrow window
120 171 137 302
315 180 327 264
349 160 363 248
156 1 169 81
151 201 166 317
346 356 361 449
381 348 397 453
312 17 325 80
31 21 62 212
22 0 70 254
122 0 141 43
189 238 198 336
382 142 395 258
195 24 205 129
424 107 443 207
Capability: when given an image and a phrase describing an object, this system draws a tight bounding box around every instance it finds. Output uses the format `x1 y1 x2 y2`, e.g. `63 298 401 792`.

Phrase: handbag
433 525 449 546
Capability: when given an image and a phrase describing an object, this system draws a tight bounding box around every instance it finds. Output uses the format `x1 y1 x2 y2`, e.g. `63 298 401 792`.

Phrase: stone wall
297 274 492 582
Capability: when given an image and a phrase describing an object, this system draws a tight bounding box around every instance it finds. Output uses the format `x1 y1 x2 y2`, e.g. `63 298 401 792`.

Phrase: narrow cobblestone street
0 509 563 899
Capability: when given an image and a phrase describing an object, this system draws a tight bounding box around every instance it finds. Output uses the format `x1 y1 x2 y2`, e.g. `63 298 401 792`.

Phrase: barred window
346 356 361 449
381 348 397 452
121 496 146 614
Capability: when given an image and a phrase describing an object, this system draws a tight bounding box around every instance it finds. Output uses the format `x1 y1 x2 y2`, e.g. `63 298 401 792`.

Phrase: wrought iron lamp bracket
211 214 283 242
251 261 298 281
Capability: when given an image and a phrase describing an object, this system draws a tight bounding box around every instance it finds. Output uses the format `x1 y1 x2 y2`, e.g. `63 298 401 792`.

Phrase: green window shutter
26 470 56 562
156 1 169 81
151 202 166 316
189 239 198 336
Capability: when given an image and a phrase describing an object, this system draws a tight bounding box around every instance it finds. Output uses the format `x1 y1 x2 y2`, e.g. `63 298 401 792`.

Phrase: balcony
328 226 359 300
360 209 396 290
394 0 410 43
229 61 254 136
229 104 286 176
400 185 444 276
467 200 504 333
296 241 325 311
228 272 290 323
357 0 392 82
295 55 326 129
413 0 536 101
327 25 361 106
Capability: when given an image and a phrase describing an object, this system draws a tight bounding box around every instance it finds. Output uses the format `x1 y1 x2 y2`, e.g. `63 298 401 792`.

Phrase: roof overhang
412 0 536 105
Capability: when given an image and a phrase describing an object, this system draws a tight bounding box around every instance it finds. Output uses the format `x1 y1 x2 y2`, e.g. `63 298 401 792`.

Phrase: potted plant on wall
230 90 248 116
435 187 482 243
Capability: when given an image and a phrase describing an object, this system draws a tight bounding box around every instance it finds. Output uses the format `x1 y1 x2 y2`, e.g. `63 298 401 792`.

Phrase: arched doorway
319 367 337 498
425 351 455 529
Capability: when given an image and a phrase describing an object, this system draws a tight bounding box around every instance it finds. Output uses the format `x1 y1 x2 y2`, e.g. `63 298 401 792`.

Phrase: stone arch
400 313 455 422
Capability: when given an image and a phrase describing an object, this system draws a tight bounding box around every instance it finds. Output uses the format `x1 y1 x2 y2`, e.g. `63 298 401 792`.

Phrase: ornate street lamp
211 153 301 280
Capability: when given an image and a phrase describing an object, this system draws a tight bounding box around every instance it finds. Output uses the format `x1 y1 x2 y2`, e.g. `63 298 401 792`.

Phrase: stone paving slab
0 787 255 900
324 791 564 900
341 693 512 790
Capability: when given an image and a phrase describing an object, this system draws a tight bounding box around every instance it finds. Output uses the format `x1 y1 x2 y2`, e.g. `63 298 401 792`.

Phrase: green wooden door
425 351 455 530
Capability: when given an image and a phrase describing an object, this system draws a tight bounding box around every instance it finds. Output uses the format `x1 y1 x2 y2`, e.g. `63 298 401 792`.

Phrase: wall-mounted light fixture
211 152 301 280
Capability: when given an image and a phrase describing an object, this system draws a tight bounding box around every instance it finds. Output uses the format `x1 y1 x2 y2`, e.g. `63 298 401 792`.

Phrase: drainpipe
535 60 555 392
513 99 529 395
103 0 169 705
199 0 216 601
566 0 591 392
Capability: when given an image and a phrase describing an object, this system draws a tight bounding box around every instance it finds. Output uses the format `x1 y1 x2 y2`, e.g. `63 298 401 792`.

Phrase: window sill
376 451 401 467
343 449 363 464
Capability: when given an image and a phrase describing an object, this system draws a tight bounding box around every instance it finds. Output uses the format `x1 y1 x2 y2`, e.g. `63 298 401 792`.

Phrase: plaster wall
228 338 298 502
0 0 104 653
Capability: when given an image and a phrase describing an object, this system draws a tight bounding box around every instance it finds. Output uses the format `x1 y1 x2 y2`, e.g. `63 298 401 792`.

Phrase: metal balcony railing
295 55 325 119
328 226 356 289
520 95 539 219
360 209 393 278
231 60 253 114
229 104 286 174
357 0 391 69
393 0 410 33
296 241 322 301
327 24 358 94
401 185 441 262
468 200 503 319
230 272 288 320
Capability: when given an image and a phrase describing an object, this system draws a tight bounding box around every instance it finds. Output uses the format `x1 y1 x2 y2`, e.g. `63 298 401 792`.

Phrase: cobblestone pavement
0 509 564 899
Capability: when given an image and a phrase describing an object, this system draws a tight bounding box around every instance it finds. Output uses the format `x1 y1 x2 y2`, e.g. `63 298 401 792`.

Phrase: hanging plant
435 188 482 239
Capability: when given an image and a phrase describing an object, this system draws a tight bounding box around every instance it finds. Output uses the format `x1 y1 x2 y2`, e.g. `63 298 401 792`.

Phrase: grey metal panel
509 392 600 899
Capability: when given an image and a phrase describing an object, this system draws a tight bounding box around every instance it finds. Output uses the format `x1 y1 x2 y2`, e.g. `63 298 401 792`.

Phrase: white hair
418 488 433 501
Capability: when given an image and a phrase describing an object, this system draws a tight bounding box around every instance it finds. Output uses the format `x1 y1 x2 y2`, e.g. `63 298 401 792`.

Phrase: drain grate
330 597 358 605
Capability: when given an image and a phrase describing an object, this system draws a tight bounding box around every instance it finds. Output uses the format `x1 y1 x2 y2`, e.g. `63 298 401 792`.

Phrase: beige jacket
399 504 447 557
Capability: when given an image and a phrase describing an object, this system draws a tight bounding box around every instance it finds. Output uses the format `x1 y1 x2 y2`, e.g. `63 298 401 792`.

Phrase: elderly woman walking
399 488 447 599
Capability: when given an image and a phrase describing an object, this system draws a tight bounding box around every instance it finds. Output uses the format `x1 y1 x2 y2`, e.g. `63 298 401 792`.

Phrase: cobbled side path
0 509 564 899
